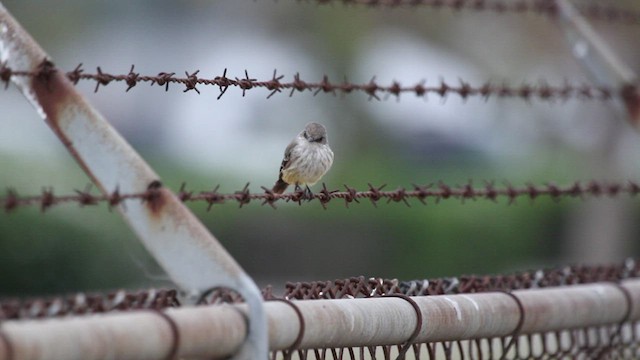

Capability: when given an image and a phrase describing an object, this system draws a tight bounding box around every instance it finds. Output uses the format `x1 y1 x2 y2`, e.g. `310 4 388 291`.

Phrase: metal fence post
556 0 640 126
0 3 266 359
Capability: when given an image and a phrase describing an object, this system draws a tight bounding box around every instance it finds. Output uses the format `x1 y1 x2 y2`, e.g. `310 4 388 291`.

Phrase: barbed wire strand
0 259 637 319
2 180 638 212
2 60 638 103
308 0 640 26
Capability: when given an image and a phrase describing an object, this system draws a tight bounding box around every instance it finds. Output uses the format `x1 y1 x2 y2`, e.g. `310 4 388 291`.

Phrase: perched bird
272 122 334 196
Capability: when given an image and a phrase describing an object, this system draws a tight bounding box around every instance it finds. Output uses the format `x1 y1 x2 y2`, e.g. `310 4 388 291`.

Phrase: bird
272 122 334 197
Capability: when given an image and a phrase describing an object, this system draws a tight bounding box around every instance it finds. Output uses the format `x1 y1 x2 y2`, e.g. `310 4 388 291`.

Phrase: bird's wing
279 140 297 173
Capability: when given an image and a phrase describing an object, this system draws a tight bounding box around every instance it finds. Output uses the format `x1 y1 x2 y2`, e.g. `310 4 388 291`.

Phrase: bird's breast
282 143 333 186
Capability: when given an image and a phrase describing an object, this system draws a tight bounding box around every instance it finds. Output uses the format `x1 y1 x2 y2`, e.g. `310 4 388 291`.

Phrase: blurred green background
0 1 639 297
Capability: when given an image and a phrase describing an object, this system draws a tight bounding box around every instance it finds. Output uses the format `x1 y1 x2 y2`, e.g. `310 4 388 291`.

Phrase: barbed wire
0 289 180 320
309 0 640 26
1 259 637 319
1 60 637 103
279 258 639 299
2 180 638 212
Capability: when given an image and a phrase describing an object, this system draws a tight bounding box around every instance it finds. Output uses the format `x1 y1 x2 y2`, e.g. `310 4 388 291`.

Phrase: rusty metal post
0 3 266 359
555 0 638 265
556 0 640 126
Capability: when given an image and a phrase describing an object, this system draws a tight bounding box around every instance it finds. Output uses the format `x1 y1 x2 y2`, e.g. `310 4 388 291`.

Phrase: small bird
272 122 334 197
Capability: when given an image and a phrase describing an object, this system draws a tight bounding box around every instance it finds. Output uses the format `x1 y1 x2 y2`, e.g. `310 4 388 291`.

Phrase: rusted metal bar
556 0 640 127
0 3 266 359
0 280 637 359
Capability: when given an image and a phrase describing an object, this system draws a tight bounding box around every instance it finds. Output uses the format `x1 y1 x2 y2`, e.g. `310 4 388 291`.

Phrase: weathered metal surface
0 3 266 359
0 280 638 359
556 0 640 127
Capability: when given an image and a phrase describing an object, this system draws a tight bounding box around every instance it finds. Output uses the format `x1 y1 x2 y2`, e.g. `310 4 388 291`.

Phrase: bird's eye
303 131 308 139
317 136 324 142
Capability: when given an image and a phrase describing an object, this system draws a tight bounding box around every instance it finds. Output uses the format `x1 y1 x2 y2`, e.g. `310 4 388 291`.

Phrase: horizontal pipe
0 280 637 360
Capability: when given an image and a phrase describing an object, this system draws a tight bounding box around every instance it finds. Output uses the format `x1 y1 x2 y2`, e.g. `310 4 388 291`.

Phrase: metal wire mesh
0 260 638 359
265 327 640 360
1 259 637 317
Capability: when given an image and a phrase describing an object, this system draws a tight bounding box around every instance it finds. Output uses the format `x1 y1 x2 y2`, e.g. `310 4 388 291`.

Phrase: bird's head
302 122 328 144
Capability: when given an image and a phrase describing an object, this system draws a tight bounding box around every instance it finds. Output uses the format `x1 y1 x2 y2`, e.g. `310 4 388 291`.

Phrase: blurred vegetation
0 144 602 296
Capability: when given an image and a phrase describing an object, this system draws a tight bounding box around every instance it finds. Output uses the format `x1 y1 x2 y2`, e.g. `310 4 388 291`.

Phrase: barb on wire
309 0 640 27
0 60 636 103
2 180 639 212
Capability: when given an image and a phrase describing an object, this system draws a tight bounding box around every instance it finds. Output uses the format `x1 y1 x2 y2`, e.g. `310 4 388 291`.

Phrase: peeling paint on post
0 3 267 359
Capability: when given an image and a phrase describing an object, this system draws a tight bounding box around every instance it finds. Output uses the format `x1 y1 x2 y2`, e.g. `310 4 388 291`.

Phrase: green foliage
0 207 150 296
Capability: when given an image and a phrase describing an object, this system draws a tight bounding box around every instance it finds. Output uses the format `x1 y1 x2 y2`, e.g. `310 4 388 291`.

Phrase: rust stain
621 84 640 128
145 180 168 216
30 62 172 218
30 63 105 193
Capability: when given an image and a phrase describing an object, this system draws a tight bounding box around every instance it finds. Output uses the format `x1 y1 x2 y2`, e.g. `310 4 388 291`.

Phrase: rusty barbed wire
0 259 636 318
0 289 179 321
308 0 640 26
2 180 639 212
1 60 637 103
279 258 639 300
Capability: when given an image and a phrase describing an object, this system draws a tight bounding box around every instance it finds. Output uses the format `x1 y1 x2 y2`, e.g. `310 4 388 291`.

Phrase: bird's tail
272 179 289 194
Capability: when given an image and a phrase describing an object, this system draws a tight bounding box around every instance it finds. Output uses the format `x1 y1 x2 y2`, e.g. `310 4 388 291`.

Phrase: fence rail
0 279 638 360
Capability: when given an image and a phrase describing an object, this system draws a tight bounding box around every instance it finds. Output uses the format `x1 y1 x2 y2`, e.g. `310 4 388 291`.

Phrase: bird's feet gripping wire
294 184 314 201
